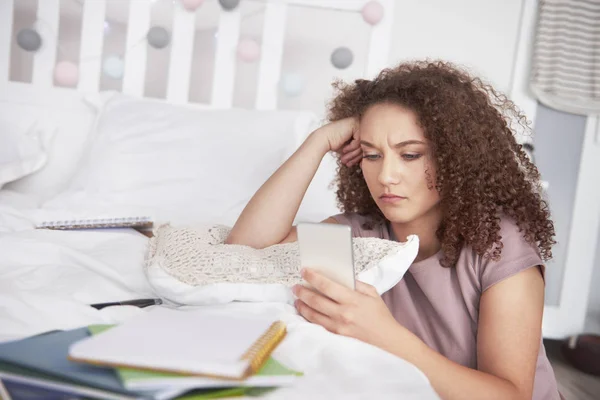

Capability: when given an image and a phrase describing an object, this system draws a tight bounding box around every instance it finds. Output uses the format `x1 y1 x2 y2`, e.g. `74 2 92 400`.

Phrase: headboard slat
0 0 15 83
77 0 106 93
255 2 288 110
365 0 393 78
32 0 60 87
166 5 196 104
122 0 151 97
211 9 241 108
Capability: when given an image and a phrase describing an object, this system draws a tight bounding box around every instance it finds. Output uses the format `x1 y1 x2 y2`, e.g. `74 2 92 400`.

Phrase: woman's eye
362 154 380 161
402 153 421 161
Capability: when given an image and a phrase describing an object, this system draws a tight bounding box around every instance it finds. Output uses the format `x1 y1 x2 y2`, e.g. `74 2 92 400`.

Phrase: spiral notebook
36 216 153 231
68 308 287 380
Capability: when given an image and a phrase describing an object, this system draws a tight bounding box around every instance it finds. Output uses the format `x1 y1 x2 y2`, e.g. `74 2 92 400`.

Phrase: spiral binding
241 321 287 376
37 216 153 230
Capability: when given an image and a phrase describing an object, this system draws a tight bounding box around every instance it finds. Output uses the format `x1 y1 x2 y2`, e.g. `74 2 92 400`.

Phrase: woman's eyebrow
360 139 425 148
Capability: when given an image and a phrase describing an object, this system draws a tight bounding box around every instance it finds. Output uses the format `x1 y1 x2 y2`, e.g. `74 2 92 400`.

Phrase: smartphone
296 222 355 290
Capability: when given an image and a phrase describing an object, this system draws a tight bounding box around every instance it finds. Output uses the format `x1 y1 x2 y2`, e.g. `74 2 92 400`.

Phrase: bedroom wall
532 106 587 305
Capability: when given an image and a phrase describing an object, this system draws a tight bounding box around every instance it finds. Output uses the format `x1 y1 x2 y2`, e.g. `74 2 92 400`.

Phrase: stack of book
0 308 301 400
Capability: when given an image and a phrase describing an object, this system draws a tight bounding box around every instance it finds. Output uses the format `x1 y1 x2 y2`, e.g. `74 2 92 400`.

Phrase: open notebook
68 308 287 380
86 325 300 393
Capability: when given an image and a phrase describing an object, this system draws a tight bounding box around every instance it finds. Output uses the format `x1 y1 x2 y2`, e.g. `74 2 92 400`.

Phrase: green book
88 325 302 399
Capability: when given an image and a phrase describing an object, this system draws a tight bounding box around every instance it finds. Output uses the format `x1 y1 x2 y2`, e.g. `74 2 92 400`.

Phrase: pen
90 298 163 310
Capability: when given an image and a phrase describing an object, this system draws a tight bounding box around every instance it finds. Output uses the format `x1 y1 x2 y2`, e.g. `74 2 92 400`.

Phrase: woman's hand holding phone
293 267 401 351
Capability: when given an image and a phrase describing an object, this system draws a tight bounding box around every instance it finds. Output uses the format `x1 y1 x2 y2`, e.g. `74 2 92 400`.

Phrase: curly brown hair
327 60 555 267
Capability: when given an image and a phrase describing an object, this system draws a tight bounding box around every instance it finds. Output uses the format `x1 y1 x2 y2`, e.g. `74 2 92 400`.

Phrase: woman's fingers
342 138 360 154
295 300 336 332
348 156 362 167
293 284 339 317
341 148 363 165
301 268 356 305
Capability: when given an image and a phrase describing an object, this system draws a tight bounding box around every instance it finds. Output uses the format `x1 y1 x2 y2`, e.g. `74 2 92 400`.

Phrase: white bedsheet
0 194 440 399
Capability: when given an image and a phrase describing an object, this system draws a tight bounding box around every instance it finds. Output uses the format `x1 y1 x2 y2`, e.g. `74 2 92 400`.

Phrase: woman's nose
377 156 401 186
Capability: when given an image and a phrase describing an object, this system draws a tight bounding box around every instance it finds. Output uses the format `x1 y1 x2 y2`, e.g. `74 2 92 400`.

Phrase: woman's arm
225 118 361 248
387 267 544 400
294 266 545 400
225 132 329 248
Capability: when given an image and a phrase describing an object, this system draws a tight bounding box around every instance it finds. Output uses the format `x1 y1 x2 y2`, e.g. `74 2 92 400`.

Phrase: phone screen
296 222 355 290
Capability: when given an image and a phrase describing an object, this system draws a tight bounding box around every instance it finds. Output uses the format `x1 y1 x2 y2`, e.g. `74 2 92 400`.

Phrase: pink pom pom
362 1 384 26
182 0 204 12
53 61 79 87
236 38 260 63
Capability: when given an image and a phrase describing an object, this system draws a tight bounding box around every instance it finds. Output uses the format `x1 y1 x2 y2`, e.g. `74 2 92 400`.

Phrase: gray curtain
530 0 600 115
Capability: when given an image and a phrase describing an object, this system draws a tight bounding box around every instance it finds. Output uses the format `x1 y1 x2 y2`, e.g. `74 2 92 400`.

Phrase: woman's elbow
225 231 292 248
224 233 264 248
224 233 248 246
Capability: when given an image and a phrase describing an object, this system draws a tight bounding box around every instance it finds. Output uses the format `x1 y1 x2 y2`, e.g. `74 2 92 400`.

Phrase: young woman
226 61 560 400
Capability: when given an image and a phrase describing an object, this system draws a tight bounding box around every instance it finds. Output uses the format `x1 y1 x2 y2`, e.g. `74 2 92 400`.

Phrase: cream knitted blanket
145 224 415 287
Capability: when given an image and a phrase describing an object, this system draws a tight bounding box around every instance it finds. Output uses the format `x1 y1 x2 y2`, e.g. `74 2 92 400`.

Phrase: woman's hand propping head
317 117 363 167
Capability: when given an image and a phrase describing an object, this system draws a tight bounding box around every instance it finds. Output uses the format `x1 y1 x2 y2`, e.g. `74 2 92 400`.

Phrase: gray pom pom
331 47 353 69
16 28 42 52
147 26 171 49
219 0 241 11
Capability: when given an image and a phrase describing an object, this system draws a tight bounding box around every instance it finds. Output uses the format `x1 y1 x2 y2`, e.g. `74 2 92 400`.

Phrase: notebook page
69 308 278 379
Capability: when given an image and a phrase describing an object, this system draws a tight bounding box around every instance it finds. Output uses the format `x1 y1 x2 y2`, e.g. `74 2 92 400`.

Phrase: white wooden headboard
0 0 394 109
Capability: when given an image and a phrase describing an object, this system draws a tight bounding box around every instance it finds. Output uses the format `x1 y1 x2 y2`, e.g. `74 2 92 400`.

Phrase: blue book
0 328 150 399
0 365 138 400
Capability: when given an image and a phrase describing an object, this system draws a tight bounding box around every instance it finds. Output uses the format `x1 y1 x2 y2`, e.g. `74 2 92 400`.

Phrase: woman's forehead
360 103 425 143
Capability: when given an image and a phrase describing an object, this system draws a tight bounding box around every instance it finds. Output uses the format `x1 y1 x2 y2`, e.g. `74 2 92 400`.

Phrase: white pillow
0 119 53 190
43 94 339 226
1 90 97 203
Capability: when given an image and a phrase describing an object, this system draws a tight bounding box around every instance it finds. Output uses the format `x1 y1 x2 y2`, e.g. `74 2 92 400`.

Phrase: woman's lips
379 194 406 203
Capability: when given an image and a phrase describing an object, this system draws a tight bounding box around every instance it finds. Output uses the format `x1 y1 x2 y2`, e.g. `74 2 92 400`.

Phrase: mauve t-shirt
332 213 560 400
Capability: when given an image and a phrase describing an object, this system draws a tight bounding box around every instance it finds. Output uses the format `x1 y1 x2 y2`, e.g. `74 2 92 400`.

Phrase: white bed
0 0 439 398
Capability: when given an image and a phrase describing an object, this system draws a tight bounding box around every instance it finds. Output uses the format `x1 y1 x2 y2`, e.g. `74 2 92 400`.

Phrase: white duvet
0 192 439 399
